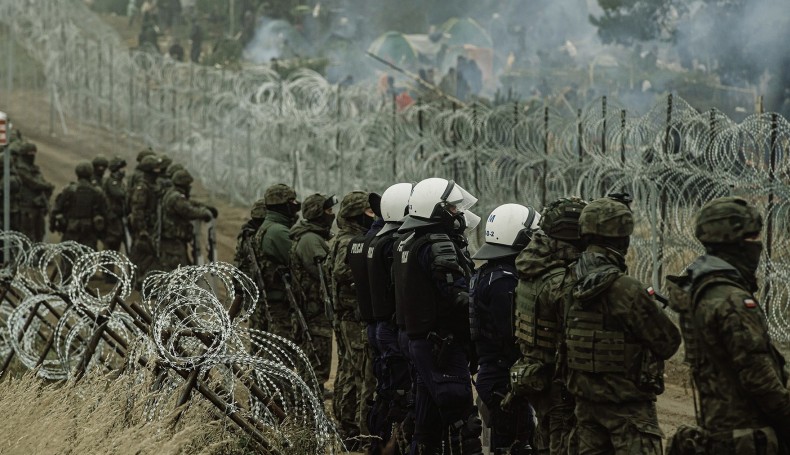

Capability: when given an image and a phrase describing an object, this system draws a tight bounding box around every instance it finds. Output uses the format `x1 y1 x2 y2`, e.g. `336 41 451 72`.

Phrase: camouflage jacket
565 245 681 404
667 255 790 432
233 218 264 283
128 176 159 235
253 210 294 303
51 178 107 232
15 158 53 210
328 218 366 321
102 172 126 219
289 219 331 321
515 231 579 367
161 187 209 241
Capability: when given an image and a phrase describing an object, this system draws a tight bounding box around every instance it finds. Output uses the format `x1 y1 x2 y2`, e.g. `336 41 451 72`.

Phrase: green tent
368 31 418 67
439 17 493 48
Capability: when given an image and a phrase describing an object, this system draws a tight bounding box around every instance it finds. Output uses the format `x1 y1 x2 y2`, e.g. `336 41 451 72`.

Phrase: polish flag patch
744 299 758 309
646 287 655 296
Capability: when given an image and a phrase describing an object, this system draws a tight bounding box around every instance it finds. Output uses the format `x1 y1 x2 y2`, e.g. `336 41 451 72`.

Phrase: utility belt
667 425 782 455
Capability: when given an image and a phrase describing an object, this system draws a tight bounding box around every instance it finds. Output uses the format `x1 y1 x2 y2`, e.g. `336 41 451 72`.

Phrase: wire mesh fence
0 0 789 340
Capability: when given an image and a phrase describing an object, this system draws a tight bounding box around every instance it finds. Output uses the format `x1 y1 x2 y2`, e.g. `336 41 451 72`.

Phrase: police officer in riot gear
393 177 483 455
470 204 540 454
346 191 388 452
367 183 414 450
564 196 680 454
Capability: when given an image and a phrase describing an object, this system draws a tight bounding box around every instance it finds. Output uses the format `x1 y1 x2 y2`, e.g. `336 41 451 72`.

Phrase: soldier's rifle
315 256 334 325
243 231 272 327
153 199 162 258
207 217 217 263
192 220 205 265
279 269 321 366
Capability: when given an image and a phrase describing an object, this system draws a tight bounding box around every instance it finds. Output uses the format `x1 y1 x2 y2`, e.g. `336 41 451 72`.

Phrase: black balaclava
21 152 35 165
706 241 763 292
268 201 302 220
355 213 375 230
317 212 336 228
585 234 630 270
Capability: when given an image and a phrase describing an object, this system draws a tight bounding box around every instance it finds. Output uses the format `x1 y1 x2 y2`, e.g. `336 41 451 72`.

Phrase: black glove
207 205 218 218
201 209 213 222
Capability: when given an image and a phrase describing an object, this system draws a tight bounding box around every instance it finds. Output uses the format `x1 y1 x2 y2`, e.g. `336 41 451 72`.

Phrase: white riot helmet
400 177 480 233
377 182 414 236
472 204 541 259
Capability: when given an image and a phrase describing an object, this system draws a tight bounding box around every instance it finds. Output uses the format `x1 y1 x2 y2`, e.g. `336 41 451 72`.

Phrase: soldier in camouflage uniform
289 193 337 395
666 197 790 455
233 198 267 285
50 162 108 249
328 191 376 446
252 184 301 338
158 170 215 272
564 196 680 454
126 148 155 202
103 157 128 254
92 155 109 188
13 142 53 242
128 155 164 285
509 197 587 454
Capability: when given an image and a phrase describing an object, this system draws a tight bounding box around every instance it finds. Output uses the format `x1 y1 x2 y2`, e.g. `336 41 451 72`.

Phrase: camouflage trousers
530 382 576 454
104 217 125 252
334 319 375 439
248 301 292 340
129 235 158 287
573 399 663 455
13 210 46 242
62 228 99 250
298 321 332 391
158 238 190 273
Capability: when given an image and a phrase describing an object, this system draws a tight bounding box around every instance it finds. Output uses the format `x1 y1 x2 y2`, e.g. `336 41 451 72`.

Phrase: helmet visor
462 210 481 231
443 181 477 212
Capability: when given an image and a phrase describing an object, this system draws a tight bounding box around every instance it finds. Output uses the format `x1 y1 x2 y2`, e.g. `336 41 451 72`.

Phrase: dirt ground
4 88 697 444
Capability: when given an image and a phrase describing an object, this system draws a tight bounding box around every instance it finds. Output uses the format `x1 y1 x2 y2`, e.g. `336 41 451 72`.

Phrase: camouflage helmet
171 169 194 187
166 163 184 178
695 196 762 244
108 156 127 172
159 154 173 170
339 191 371 218
250 198 267 218
264 183 297 205
579 197 634 238
75 161 94 179
136 148 155 163
137 155 164 173
302 193 334 220
540 197 587 241
92 155 109 169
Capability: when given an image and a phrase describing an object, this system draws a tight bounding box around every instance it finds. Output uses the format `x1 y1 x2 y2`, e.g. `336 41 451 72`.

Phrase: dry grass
0 371 258 455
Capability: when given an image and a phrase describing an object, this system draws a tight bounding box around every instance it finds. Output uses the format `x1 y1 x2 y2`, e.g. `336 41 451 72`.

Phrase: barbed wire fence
0 230 339 453
0 1 789 340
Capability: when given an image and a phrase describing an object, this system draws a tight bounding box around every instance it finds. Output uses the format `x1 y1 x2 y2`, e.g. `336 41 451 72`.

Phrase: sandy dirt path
5 88 696 444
